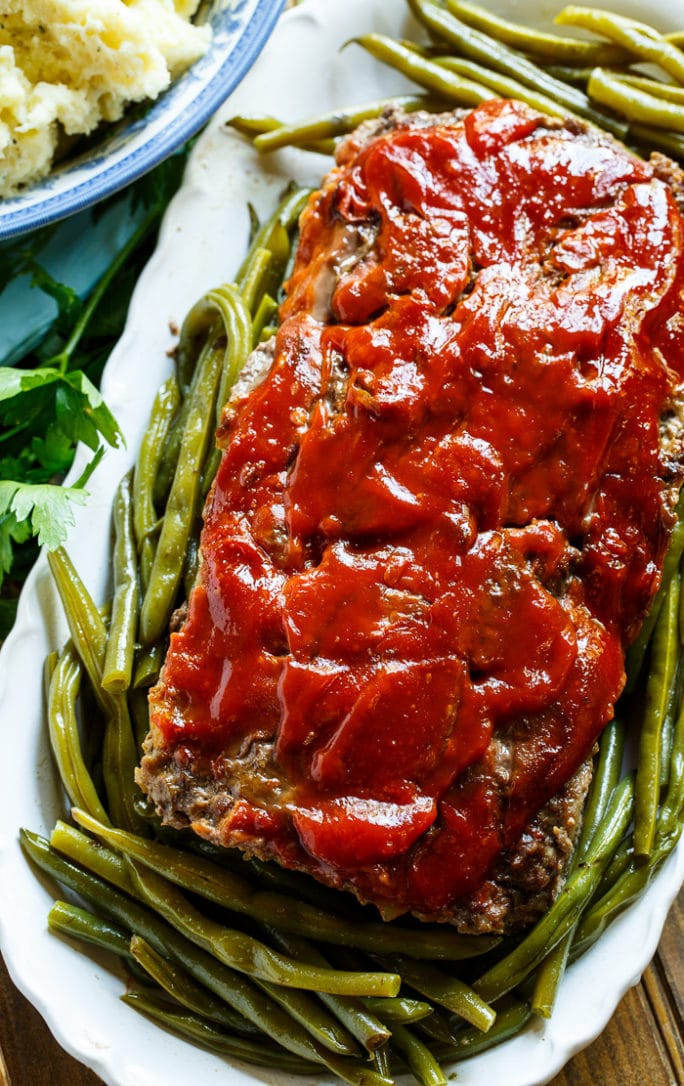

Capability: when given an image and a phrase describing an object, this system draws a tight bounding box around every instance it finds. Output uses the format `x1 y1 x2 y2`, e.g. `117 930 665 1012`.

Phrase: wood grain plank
0 1040 10 1086
655 891 684 1026
643 959 684 1084
0 956 98 1086
549 982 677 1086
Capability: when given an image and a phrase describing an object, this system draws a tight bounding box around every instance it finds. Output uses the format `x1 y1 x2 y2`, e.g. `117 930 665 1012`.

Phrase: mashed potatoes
0 0 211 197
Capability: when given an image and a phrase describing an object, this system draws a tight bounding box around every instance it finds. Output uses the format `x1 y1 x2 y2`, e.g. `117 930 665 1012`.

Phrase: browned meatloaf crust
138 101 684 934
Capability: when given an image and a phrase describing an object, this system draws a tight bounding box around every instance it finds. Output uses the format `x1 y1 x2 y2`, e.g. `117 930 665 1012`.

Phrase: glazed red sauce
150 100 684 913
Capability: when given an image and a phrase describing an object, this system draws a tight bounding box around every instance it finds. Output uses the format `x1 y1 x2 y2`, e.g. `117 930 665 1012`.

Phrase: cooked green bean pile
22 8 684 1079
227 1 684 165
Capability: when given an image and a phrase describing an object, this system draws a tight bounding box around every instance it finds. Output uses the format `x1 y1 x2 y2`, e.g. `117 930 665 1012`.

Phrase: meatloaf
138 99 684 933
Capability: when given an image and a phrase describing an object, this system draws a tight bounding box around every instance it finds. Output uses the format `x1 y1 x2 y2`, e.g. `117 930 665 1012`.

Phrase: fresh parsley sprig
0 148 189 638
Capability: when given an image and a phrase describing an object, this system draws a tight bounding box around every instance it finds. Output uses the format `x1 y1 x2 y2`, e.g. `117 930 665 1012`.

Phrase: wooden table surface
1 887 681 1086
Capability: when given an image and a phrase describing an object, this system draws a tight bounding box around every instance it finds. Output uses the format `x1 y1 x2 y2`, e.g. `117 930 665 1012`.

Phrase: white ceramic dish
1 1 683 1084
0 0 285 241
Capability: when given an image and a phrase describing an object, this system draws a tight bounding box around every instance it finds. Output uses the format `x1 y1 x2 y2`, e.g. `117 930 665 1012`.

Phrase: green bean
373 1043 392 1080
663 681 684 819
47 547 107 703
626 124 684 160
531 716 625 1017
151 399 190 508
228 113 281 136
363 996 434 1024
175 299 220 398
128 988 393 1086
236 218 292 308
263 927 390 1053
556 7 684 83
22 829 363 1069
43 649 58 695
181 529 201 597
384 957 495 1032
176 285 253 438
140 1006 392 1086
251 292 279 346
578 719 627 862
252 95 439 154
414 1018 453 1061
589 68 684 134
50 897 146 1001
227 114 337 154
414 1008 459 1045
593 838 633 902
44 651 69 820
253 978 361 1057
227 188 310 361
433 55 576 119
70 808 497 961
406 0 628 137
572 812 682 958
132 643 164 689
236 186 310 286
542 64 594 87
390 1023 446 1086
446 0 630 66
121 989 321 1074
474 774 634 1003
206 285 254 418
243 852 369 911
239 241 289 318
302 137 339 156
646 668 684 831
48 900 133 961
47 547 145 833
626 490 684 686
101 690 147 835
618 73 684 105
132 376 180 590
530 934 571 1020
123 857 401 998
196 284 254 493
532 835 593 1015
102 473 139 693
129 934 303 1041
354 35 494 108
139 337 224 645
51 820 134 892
128 687 151 748
660 668 682 791
228 926 368 1059
47 645 108 823
50 825 394 1076
47 550 107 688
634 571 681 857
446 996 532 1059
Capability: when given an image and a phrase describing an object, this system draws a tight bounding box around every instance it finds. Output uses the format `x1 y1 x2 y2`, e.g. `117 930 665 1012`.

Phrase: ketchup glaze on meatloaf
140 99 684 930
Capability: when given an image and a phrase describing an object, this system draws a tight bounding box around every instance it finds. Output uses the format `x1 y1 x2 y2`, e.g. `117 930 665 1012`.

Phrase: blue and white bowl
0 0 284 241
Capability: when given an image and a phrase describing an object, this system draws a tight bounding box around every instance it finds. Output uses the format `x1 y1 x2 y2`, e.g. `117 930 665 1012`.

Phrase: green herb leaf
28 262 82 331
0 143 191 619
0 479 89 551
0 367 123 451
0 510 31 578
29 425 74 475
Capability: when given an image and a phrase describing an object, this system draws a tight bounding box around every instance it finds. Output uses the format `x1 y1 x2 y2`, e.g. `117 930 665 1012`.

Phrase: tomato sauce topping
150 101 684 912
